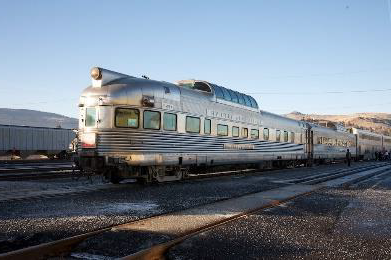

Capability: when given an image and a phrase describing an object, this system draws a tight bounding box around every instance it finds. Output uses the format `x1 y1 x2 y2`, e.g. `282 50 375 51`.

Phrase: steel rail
123 189 319 260
0 166 74 174
297 163 388 185
0 170 83 181
0 159 72 165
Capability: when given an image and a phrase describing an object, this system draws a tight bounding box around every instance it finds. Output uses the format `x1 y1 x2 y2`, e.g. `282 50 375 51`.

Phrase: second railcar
350 128 383 160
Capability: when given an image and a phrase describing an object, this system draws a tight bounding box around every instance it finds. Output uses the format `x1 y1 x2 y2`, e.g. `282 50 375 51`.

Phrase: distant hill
0 108 78 129
2 108 390 135
285 112 391 136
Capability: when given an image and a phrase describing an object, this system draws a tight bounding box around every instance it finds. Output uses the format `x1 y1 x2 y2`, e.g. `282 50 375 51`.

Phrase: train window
263 128 269 140
212 85 224 99
144 110 161 130
283 131 288 142
163 113 177 131
217 124 228 136
300 133 303 144
221 87 232 101
193 82 212 92
232 126 239 137
115 108 139 128
242 127 248 138
228 90 239 103
186 116 200 133
248 97 255 108
237 92 245 105
85 107 96 127
243 95 252 107
248 96 258 108
252 97 259 108
276 130 281 142
291 132 295 143
204 119 211 134
251 129 259 139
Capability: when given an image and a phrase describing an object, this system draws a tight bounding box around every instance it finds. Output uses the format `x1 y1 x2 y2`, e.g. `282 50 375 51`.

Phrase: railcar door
305 125 314 166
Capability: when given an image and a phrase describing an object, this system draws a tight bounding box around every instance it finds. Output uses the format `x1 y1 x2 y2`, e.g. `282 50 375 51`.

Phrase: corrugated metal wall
0 125 75 152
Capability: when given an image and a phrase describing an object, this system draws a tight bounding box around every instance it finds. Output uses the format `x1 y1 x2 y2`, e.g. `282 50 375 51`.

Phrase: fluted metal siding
89 129 305 166
0 125 75 154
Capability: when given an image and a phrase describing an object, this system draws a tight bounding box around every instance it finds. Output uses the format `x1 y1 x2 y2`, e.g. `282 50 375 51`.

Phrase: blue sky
1 0 391 118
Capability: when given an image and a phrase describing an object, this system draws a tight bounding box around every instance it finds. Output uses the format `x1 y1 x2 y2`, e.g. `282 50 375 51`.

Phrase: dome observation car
176 80 259 109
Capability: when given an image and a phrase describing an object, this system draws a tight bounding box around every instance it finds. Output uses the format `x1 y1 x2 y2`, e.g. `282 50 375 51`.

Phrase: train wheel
110 174 121 184
106 168 121 184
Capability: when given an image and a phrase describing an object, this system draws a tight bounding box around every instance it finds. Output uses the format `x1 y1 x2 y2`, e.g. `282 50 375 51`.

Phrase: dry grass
285 112 391 136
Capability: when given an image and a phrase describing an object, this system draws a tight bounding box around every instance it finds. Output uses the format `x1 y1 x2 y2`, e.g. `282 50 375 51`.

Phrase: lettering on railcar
207 109 261 125
224 143 255 150
162 102 175 110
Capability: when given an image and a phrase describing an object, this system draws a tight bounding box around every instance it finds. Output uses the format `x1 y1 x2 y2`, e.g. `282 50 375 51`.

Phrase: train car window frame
251 129 259 139
242 127 248 138
114 107 139 128
276 130 281 142
163 112 177 131
186 116 201 133
248 96 258 108
237 92 245 105
232 126 239 137
283 131 289 142
212 85 224 99
85 107 97 127
263 128 269 140
143 110 161 130
217 124 229 136
221 87 232 101
243 95 252 107
228 90 239 103
204 119 211 134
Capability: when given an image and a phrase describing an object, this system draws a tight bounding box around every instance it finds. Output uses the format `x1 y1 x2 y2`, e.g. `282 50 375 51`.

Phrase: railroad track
0 159 71 165
0 162 82 181
0 163 74 173
1 162 389 260
0 169 84 181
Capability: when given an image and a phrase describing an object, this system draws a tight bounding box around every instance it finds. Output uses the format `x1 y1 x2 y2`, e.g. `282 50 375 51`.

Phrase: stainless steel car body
77 67 378 181
383 135 391 152
351 128 383 159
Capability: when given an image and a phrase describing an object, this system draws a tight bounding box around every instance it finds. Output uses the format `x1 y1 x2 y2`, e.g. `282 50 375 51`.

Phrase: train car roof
83 67 260 111
350 127 383 137
260 110 307 130
0 124 75 130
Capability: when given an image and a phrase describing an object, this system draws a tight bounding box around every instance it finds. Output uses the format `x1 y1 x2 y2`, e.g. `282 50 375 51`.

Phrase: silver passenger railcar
78 67 357 183
312 124 356 162
383 135 391 153
350 128 384 160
